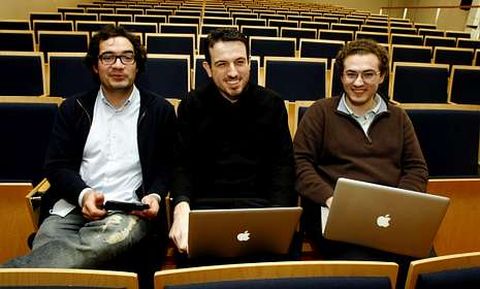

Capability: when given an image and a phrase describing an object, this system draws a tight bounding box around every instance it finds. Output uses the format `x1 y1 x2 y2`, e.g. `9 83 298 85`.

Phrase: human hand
168 201 190 254
81 190 107 220
326 196 333 208
131 194 160 219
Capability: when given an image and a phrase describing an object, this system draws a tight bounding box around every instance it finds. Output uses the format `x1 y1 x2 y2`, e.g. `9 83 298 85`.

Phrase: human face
203 40 250 101
93 36 138 97
341 53 385 113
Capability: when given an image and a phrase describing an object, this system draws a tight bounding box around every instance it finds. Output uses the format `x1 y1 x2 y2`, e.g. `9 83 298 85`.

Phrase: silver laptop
188 207 302 258
323 178 450 258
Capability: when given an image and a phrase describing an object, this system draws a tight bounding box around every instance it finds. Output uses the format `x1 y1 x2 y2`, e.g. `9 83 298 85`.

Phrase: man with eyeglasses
2 25 176 272
168 28 296 264
294 39 428 287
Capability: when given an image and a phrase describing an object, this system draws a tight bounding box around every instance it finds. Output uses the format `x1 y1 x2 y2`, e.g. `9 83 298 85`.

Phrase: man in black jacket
3 25 176 268
169 28 296 257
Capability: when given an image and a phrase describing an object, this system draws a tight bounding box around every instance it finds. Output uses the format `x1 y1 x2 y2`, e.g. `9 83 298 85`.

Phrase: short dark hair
204 27 249 65
85 25 146 77
335 39 389 79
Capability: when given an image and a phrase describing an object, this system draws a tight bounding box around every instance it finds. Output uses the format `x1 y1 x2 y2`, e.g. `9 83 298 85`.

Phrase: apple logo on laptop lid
236 230 250 242
376 214 391 228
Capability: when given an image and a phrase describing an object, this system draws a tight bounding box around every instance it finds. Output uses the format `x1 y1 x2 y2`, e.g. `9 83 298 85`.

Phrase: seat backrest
136 54 190 99
390 34 424 46
85 7 115 15
99 13 133 24
0 268 138 289
264 57 327 101
202 16 234 25
457 38 480 49
404 252 480 289
249 36 296 66
168 15 201 25
235 17 266 28
134 15 167 25
402 104 480 176
391 62 449 103
38 31 89 61
418 28 445 38
319 29 354 42
155 261 398 289
390 45 432 66
32 20 74 42
299 39 344 67
145 33 195 67
280 27 317 49
0 30 35 51
424 36 456 50
331 23 360 32
241 25 277 38
193 55 259 89
48 52 97 98
433 47 474 68
0 97 63 184
159 23 198 37
449 65 480 105
355 31 389 44
201 24 238 35
64 12 98 25
29 12 62 28
0 20 31 30
445 30 471 39
360 25 389 33
300 21 329 30
76 20 116 37
0 51 45 96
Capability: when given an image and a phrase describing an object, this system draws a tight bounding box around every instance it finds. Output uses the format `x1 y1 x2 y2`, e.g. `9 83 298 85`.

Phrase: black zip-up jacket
43 88 177 211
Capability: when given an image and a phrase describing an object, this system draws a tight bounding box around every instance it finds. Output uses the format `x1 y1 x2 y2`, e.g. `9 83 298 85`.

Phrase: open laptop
323 178 450 258
188 207 302 259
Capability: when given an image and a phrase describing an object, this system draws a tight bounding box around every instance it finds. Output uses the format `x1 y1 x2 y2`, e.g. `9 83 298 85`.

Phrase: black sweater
172 81 296 209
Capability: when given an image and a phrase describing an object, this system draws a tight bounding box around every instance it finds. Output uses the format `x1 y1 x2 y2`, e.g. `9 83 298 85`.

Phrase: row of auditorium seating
0 252 479 289
1 17 477 48
3 28 479 70
1 50 479 105
1 96 478 188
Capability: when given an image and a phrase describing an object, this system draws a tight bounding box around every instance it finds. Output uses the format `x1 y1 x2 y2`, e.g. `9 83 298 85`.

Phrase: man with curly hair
294 39 428 287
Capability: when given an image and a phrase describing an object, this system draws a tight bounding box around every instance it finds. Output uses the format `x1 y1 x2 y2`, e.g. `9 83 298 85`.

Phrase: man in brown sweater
294 39 428 288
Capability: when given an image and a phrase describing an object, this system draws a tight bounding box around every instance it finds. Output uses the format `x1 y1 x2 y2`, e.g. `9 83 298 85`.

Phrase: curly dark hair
85 24 146 80
335 39 389 79
204 27 249 65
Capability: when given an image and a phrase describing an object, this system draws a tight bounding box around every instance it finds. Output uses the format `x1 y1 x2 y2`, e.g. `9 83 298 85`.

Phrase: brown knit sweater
294 96 428 206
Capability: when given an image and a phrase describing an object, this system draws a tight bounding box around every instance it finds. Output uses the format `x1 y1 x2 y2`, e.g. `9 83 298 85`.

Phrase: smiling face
203 40 250 101
93 36 138 97
341 53 385 114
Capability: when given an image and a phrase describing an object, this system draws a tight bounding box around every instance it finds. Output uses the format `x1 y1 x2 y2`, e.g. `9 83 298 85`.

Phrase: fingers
81 190 107 220
131 195 159 219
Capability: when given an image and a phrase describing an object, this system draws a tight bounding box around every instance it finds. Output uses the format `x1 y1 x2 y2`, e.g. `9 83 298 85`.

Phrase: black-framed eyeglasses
98 52 136 65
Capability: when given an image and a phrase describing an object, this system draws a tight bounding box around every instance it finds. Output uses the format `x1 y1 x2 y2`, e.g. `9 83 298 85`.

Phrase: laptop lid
188 207 302 259
323 178 450 258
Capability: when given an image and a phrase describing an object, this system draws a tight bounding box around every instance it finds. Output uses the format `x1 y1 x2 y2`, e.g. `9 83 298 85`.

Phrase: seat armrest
25 178 50 229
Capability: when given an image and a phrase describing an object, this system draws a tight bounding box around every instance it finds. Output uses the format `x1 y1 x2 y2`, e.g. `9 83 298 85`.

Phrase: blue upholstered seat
0 102 59 185
406 108 480 177
415 267 480 289
164 276 392 289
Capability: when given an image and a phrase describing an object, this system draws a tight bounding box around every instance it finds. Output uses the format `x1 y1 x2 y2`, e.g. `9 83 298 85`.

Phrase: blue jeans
2 209 148 268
